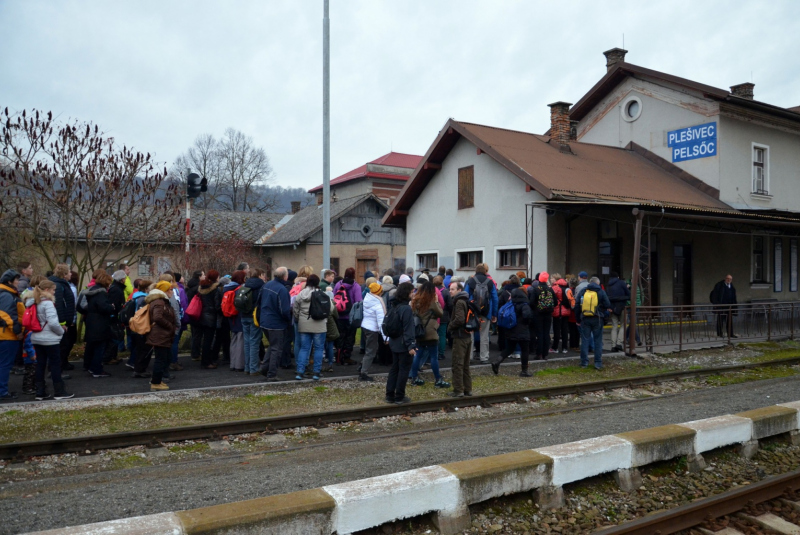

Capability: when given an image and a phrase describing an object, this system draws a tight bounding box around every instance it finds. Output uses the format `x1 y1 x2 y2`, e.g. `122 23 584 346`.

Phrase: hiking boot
0 392 18 402
169 363 183 371
384 396 395 404
395 396 411 405
53 381 74 400
434 379 450 388
519 370 532 377
150 382 169 391
464 391 473 397
359 374 374 382
343 358 357 366
411 378 424 386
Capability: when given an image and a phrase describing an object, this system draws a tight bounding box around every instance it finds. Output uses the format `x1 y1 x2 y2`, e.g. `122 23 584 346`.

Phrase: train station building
383 48 800 308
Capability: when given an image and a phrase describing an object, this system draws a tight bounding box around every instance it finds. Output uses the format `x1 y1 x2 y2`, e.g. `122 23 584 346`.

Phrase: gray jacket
25 297 65 346
293 287 333 334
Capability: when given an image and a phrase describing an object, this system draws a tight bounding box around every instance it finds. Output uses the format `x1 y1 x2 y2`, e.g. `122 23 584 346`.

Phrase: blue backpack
497 300 517 329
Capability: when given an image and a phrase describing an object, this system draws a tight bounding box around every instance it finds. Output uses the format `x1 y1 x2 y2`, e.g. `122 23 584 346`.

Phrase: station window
458 250 483 270
498 249 527 269
752 236 766 283
417 253 438 271
752 145 769 195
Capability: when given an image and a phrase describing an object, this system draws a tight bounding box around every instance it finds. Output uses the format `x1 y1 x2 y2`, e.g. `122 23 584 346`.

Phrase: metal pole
185 196 191 276
629 209 644 355
322 0 331 272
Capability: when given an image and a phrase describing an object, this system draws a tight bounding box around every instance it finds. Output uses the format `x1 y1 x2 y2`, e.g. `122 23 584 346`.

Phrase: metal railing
623 301 800 353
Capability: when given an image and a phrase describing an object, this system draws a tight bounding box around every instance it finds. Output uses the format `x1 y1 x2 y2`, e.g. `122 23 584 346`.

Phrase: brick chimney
316 192 323 205
291 201 301 214
548 101 573 149
603 47 628 72
730 82 755 100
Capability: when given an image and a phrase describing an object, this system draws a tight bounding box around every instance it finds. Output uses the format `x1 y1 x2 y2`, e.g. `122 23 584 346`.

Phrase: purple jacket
177 282 189 329
333 279 362 320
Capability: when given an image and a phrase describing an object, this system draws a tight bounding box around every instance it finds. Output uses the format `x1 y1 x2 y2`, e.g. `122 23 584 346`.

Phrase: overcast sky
3 1 799 190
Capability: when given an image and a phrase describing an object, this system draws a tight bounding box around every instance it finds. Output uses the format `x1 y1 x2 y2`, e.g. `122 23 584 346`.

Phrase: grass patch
705 366 799 387
314 386 328 393
111 453 150 470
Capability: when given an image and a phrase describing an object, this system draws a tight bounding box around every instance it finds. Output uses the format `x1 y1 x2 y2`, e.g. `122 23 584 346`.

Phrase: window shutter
458 166 474 209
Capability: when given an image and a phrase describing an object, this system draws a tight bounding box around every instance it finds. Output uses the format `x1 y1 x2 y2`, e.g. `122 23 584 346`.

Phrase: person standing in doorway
711 274 738 338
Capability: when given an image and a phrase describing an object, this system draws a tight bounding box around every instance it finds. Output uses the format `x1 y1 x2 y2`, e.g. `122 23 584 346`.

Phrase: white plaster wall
405 137 545 278
577 77 721 190
718 115 800 212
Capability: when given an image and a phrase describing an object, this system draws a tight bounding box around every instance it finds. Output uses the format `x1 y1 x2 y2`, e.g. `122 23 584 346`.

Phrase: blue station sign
668 122 717 163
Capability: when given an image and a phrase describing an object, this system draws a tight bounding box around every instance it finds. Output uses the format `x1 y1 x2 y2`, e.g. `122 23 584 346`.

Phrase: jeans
0 340 20 396
34 344 61 385
296 332 325 376
410 343 441 381
261 328 284 378
437 323 448 359
22 333 35 364
325 341 336 366
85 339 108 374
293 325 301 360
386 350 413 401
241 317 262 374
151 345 170 384
580 317 604 367
171 331 181 363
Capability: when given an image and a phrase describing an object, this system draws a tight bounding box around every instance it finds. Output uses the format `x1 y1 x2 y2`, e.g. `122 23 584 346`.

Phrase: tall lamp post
322 0 331 271
185 172 207 275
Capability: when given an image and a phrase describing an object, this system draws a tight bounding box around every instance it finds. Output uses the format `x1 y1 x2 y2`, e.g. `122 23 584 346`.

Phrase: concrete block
777 401 800 429
679 415 753 454
175 488 335 535
25 512 185 535
737 439 759 459
791 430 800 447
687 453 707 472
431 504 471 535
535 435 632 487
323 465 461 534
208 440 230 451
737 406 798 439
533 485 564 509
442 450 553 505
616 424 695 467
614 468 642 493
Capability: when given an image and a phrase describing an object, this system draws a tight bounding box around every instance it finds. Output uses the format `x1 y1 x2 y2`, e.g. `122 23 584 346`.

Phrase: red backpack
22 304 43 333
221 287 239 318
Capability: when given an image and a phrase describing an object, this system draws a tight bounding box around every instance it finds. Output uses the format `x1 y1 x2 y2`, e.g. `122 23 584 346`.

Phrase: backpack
471 277 491 316
496 300 517 329
413 312 433 340
22 304 43 333
185 294 202 322
221 288 239 318
76 290 89 315
537 287 555 313
129 304 151 335
581 289 599 318
559 286 571 310
349 301 364 328
333 288 351 314
234 286 256 315
381 305 404 338
308 289 332 321
464 301 482 333
119 298 138 325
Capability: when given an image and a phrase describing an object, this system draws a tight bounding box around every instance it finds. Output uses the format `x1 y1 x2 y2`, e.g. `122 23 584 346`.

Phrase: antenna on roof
622 33 625 49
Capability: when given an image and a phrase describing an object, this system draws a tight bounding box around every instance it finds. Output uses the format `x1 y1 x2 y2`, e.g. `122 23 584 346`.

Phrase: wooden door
672 244 693 306
356 259 377 282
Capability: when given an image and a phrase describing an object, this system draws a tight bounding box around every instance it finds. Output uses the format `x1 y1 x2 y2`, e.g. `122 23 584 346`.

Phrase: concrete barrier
25 400 800 535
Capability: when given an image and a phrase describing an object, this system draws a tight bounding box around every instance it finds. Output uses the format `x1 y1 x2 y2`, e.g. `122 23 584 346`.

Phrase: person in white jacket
26 280 72 400
359 282 388 382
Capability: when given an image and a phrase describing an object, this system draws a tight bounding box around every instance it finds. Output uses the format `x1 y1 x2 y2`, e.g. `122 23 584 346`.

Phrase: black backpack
382 304 405 338
471 277 491 316
308 289 331 320
119 298 138 325
234 286 256 315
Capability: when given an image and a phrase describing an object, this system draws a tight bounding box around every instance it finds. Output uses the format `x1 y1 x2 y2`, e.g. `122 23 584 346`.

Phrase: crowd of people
0 259 635 404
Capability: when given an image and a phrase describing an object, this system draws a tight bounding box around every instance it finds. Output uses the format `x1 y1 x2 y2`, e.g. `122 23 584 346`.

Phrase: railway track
2 357 799 462
595 468 800 535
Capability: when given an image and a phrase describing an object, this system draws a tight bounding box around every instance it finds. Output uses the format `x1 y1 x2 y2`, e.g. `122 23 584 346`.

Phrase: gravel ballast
2 375 800 534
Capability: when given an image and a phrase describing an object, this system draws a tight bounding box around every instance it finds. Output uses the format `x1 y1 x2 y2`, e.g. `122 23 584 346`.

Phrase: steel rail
594 468 800 535
2 357 799 461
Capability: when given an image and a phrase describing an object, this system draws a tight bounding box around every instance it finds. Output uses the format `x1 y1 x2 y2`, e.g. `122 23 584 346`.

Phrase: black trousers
280 325 293 367
716 313 735 337
190 324 203 359
336 319 356 361
535 313 552 358
495 338 530 370
200 325 218 366
151 345 170 384
568 321 580 349
134 336 153 374
60 324 76 369
386 350 413 401
551 316 569 351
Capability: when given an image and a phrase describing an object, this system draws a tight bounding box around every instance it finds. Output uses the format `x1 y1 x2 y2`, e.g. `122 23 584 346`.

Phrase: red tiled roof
308 152 422 193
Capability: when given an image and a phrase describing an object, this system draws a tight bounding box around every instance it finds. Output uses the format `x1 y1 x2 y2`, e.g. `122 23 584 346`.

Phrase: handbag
185 294 203 322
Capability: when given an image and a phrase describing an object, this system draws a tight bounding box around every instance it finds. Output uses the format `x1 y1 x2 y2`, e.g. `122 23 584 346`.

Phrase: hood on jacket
145 289 169 304
244 277 265 291
297 286 317 302
381 282 396 292
223 282 240 291
0 270 20 286
587 282 603 291
84 286 107 298
607 277 623 287
453 291 470 301
198 282 220 295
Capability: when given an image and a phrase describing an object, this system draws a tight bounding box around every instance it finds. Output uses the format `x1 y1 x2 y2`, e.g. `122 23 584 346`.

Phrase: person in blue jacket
574 277 613 370
465 264 498 363
259 267 291 382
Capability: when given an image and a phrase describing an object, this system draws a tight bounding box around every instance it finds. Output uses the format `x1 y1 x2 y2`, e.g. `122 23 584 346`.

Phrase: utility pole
322 0 331 271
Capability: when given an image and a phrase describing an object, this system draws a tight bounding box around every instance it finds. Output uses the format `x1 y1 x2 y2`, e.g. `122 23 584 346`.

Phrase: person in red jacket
550 276 571 354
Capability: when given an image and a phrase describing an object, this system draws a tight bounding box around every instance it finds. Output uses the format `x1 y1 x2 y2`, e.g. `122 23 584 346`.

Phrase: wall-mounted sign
668 122 717 163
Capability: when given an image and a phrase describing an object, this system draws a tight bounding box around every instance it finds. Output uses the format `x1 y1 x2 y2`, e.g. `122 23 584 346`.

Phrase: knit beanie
538 272 550 283
399 274 411 284
112 270 127 282
155 281 172 293
369 282 383 295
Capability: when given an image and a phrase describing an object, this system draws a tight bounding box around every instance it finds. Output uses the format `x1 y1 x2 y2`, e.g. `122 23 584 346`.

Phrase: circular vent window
360 224 373 237
621 96 642 122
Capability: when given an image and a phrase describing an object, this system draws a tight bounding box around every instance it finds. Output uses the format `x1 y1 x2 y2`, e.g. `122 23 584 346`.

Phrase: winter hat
399 274 411 284
364 270 375 281
112 270 127 282
0 269 20 285
369 282 383 295
538 272 550 283
578 271 588 279
418 273 429 282
287 269 297 283
206 270 220 283
382 275 393 285
155 281 172 294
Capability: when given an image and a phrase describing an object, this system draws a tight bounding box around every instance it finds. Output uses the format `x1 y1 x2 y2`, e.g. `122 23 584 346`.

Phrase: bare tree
170 134 222 209
0 107 181 286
